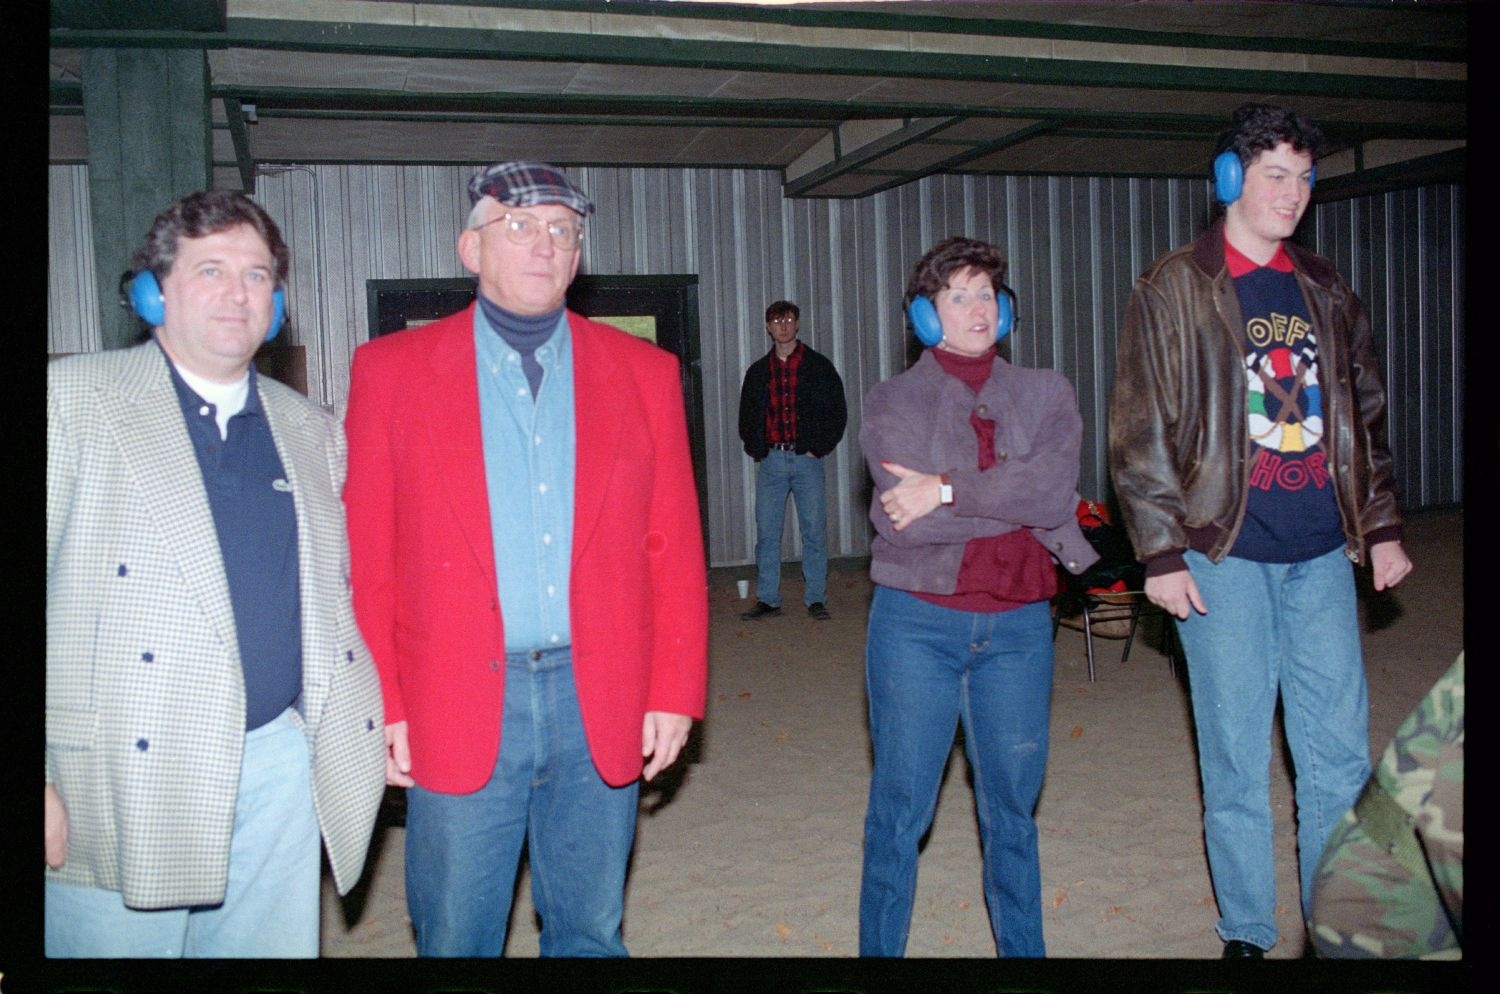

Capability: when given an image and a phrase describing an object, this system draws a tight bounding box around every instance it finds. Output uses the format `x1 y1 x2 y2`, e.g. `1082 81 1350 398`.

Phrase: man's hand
385 721 415 787
1145 569 1207 621
641 711 693 782
878 461 942 531
45 783 68 869
1370 540 1413 591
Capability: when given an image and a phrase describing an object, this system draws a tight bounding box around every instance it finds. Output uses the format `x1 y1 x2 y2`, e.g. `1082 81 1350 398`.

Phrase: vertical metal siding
47 164 1463 565
1308 186 1464 509
48 165 104 355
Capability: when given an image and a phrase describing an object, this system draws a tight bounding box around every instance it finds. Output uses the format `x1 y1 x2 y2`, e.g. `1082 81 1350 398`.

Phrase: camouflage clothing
1309 654 1464 958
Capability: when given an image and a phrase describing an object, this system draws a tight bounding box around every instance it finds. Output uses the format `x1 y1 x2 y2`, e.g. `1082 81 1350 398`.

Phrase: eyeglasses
475 211 585 250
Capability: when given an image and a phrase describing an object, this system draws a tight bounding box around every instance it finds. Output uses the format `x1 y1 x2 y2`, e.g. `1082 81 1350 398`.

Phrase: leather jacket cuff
1365 525 1403 549
1143 551 1189 578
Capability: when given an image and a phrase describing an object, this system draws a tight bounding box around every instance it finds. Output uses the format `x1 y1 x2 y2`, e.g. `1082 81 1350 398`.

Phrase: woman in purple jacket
858 237 1096 958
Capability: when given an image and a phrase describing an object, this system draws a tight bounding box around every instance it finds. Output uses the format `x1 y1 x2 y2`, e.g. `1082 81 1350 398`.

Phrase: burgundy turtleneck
916 346 1060 613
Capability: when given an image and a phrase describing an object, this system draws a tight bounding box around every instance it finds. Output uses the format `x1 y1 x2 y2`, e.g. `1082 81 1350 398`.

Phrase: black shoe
1221 940 1265 959
740 601 782 621
807 602 831 621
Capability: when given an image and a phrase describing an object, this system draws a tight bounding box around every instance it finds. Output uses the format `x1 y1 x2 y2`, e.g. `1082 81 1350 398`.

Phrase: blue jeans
45 708 320 957
859 588 1054 958
403 647 639 957
753 449 828 607
1174 548 1371 951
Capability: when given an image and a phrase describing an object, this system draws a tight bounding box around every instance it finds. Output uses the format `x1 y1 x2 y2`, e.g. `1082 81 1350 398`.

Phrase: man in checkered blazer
45 190 386 957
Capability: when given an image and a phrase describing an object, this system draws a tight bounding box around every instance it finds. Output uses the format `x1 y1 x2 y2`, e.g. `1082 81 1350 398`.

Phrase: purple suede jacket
861 349 1098 595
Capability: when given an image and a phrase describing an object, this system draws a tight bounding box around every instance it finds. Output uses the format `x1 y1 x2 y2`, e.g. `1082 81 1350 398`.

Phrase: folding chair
1052 498 1182 682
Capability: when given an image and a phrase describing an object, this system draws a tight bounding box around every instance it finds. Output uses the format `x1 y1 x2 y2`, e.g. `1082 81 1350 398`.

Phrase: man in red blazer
343 161 708 957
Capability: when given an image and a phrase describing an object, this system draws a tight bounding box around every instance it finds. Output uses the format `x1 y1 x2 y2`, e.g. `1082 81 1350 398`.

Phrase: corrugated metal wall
1310 186 1465 510
48 164 1463 566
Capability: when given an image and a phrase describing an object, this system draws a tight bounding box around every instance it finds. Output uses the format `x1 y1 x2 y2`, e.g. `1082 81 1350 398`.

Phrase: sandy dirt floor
321 508 1463 962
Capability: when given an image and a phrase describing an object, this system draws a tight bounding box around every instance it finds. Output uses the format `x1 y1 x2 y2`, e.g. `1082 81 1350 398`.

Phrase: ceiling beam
1312 147 1466 201
221 96 256 191
51 0 226 33
50 18 1464 105
433 1 1464 62
785 116 959 196
44 80 1471 143
822 119 1067 199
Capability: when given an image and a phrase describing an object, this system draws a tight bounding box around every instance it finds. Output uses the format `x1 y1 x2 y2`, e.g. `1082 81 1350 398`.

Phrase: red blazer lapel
570 313 626 565
420 305 499 592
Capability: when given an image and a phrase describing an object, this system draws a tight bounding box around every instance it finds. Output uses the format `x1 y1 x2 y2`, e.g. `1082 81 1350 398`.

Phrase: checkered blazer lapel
259 380 331 733
98 345 240 666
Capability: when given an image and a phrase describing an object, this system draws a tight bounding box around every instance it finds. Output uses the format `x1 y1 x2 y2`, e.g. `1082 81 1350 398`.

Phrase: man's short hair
905 236 1007 303
465 198 494 231
129 189 290 285
1215 102 1325 169
765 300 799 323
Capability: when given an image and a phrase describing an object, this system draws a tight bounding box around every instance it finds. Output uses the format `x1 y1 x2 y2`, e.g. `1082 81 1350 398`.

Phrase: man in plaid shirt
737 300 847 621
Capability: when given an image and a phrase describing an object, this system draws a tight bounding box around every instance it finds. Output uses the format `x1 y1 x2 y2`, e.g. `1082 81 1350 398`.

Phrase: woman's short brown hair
905 236 1007 304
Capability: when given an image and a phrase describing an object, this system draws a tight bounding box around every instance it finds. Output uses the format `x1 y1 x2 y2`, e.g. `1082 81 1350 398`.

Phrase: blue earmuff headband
1213 150 1316 206
907 286 1014 348
128 270 286 343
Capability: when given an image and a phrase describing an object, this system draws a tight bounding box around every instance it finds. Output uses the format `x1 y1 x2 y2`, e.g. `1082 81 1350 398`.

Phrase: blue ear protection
1213 150 1315 205
128 270 286 343
907 285 1014 347
1212 151 1243 205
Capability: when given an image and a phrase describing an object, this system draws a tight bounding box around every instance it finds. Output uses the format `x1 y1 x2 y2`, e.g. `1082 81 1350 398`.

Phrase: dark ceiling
50 0 1467 200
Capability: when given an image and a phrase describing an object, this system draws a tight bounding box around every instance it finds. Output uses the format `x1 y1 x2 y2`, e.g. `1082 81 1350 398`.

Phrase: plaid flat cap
467 161 595 215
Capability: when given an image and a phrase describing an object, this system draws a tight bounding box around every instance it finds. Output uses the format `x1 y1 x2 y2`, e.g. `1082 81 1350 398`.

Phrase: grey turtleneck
477 293 564 398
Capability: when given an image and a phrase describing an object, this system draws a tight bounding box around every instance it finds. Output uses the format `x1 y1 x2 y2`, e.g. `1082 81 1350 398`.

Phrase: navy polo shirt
166 353 302 730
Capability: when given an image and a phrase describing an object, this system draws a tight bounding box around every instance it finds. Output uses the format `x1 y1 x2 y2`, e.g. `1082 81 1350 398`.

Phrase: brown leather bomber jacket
1108 221 1403 577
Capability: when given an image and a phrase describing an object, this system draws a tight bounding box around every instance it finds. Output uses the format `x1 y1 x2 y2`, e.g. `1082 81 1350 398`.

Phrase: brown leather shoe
807 602 831 621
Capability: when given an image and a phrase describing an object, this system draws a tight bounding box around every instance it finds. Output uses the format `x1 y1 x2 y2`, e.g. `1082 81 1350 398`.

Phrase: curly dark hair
905 236 1007 304
128 189 290 285
765 299 799 323
1215 102 1324 170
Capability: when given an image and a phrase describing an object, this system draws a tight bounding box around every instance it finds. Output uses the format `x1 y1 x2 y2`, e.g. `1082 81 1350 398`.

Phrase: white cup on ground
736 579 750 599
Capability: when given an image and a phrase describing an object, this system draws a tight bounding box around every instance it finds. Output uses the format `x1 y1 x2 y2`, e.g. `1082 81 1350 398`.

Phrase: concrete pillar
81 48 212 349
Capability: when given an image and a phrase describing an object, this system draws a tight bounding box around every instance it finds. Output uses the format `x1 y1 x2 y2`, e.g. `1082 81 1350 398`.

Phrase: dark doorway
364 275 708 557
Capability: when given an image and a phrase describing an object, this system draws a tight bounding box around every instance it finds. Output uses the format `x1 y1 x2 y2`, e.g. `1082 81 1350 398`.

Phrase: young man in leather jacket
1108 103 1412 959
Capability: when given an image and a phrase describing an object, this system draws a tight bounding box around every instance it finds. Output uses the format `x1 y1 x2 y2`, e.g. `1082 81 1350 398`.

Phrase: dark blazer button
136 738 149 751
117 563 128 577
141 651 154 662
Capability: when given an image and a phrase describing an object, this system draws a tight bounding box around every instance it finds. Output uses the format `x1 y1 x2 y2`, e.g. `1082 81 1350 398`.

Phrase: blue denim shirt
475 308 575 652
